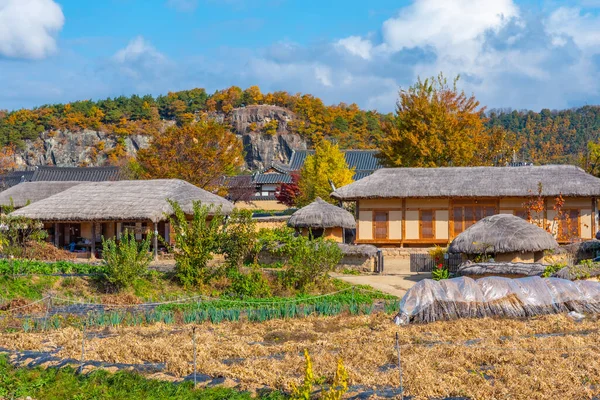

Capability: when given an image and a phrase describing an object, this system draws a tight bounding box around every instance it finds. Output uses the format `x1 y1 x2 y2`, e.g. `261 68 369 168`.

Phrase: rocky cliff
11 105 308 171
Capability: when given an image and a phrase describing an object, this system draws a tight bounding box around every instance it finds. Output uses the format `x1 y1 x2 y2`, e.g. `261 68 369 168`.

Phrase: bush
284 236 343 291
0 214 47 258
221 209 258 269
102 231 153 290
542 263 567 278
227 266 272 297
432 264 450 281
168 200 225 286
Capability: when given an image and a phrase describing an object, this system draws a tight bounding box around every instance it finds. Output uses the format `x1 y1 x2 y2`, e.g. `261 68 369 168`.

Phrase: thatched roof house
0 181 83 208
11 179 234 222
287 198 355 243
449 214 558 262
329 165 600 246
332 165 600 200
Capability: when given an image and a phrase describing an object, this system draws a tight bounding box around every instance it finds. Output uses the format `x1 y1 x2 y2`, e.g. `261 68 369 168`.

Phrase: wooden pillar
90 222 96 260
54 223 59 247
153 222 159 261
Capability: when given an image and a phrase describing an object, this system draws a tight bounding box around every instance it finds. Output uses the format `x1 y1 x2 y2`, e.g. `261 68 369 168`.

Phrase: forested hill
0 86 389 151
1 85 600 170
487 106 600 166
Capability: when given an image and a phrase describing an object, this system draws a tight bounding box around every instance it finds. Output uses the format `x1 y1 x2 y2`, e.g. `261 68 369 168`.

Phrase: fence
409 253 462 273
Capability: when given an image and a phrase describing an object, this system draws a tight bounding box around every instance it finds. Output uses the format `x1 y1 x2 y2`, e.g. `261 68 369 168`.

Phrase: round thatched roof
287 198 355 229
448 214 558 254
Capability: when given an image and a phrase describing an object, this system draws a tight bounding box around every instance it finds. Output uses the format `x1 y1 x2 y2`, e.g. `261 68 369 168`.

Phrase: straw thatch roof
457 262 547 277
287 198 356 229
332 165 600 200
448 214 558 254
11 179 234 222
0 181 83 208
338 243 378 257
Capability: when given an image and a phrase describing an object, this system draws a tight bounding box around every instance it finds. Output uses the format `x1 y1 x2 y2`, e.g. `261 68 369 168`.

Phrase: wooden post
90 222 96 260
54 223 59 248
153 222 159 261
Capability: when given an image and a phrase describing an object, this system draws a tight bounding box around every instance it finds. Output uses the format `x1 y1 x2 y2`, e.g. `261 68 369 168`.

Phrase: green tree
297 140 354 206
378 73 511 167
221 208 258 269
102 231 153 290
167 200 225 286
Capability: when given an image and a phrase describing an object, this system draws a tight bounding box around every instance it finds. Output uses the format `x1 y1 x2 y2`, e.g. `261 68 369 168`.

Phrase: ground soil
1 313 599 399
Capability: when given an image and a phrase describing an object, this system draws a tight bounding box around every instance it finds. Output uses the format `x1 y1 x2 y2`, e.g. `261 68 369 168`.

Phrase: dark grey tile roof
288 149 381 172
31 166 122 182
254 173 292 184
0 170 35 190
352 171 374 181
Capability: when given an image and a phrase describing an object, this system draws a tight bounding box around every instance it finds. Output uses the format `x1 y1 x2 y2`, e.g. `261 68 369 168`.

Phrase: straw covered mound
0 181 83 208
287 197 355 229
449 214 558 254
10 179 234 222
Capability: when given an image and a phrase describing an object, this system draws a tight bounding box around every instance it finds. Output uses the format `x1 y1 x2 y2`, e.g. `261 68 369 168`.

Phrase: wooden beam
153 222 159 261
54 223 59 248
90 222 96 260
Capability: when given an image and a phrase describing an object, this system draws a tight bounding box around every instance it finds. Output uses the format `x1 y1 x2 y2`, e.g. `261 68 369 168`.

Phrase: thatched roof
0 181 83 208
457 262 547 277
287 198 356 229
448 214 558 254
338 243 378 257
332 165 600 200
10 179 234 222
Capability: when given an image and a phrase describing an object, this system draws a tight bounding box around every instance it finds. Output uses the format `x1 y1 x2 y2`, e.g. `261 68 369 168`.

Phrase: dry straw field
1 312 599 399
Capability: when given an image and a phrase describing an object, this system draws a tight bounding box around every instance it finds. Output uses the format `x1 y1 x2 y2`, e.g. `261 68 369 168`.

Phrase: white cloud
336 36 373 60
546 7 600 51
314 65 333 87
0 0 64 60
113 36 165 65
166 0 198 12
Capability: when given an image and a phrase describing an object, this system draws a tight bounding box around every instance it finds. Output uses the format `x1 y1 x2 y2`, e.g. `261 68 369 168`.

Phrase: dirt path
331 272 431 298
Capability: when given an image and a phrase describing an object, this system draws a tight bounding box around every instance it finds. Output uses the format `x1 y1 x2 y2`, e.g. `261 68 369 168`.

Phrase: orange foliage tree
377 74 515 167
135 118 244 192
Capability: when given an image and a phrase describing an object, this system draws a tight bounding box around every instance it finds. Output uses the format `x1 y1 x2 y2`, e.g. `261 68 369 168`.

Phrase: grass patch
0 275 59 300
0 355 285 399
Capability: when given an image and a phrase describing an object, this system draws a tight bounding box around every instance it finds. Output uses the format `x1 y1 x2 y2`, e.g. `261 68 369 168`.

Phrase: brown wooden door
374 212 388 240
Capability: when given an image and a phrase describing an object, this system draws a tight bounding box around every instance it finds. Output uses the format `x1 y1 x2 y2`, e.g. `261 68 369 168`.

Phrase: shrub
542 263 567 278
168 200 225 286
221 209 258 269
0 214 47 258
227 266 272 297
102 231 153 290
428 245 447 264
284 236 343 291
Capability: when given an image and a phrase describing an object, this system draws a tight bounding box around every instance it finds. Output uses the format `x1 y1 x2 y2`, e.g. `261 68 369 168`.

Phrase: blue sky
1 0 600 112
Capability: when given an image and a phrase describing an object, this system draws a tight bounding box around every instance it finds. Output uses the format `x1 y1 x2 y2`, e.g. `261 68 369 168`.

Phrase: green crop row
19 299 402 332
0 259 106 275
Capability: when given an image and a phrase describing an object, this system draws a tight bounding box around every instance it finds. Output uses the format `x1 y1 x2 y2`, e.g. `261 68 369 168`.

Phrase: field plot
1 313 599 399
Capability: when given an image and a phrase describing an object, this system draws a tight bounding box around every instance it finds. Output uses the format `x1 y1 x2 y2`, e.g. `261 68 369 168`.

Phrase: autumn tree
296 141 354 206
135 118 244 192
275 172 301 207
378 74 514 167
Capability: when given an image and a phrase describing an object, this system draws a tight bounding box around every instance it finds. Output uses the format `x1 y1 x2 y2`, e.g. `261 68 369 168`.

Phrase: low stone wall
380 247 432 259
254 216 289 231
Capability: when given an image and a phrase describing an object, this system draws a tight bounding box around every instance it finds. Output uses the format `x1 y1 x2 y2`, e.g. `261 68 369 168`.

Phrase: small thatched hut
448 214 559 263
287 197 356 243
11 179 234 258
0 181 83 210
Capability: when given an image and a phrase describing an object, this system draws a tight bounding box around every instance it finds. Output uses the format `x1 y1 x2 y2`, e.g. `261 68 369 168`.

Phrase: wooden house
11 179 234 258
331 165 600 246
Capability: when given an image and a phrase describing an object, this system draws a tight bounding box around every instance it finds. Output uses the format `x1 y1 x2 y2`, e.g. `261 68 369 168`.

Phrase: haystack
449 214 558 263
0 181 82 209
287 197 355 242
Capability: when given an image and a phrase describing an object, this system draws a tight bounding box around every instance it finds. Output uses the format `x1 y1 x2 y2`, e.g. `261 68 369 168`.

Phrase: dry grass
1 313 599 399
